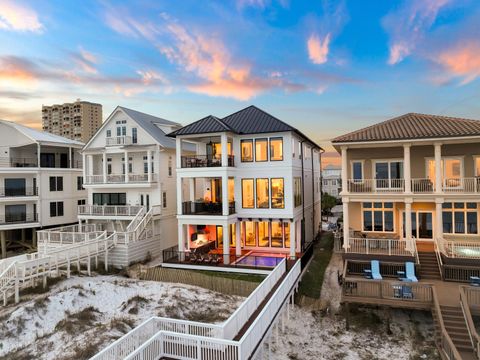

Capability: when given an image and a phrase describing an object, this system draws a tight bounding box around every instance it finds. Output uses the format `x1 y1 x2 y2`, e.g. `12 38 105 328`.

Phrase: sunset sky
1 0 480 166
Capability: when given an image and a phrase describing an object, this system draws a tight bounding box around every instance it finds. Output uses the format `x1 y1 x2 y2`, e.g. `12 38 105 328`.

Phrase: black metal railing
0 157 83 169
0 212 38 224
181 155 235 168
182 201 236 215
0 187 38 197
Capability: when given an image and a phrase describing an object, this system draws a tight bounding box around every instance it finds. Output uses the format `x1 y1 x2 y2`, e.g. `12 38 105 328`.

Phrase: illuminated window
271 222 283 247
241 140 253 162
294 177 302 207
269 138 283 161
427 158 462 187
256 178 269 208
242 179 254 208
244 221 255 246
228 177 235 202
271 178 284 208
284 222 290 248
255 139 268 162
443 202 477 234
258 222 269 247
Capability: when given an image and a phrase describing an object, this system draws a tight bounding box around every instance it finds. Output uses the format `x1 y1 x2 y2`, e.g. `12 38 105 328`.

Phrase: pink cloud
383 0 450 65
0 0 43 33
307 33 331 65
433 41 480 85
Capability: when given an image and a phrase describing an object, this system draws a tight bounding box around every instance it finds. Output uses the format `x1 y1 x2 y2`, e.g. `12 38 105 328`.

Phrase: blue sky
0 0 480 162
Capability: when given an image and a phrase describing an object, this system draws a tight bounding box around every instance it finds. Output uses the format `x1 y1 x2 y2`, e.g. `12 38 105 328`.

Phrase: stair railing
459 286 480 358
432 287 462 360
433 239 445 281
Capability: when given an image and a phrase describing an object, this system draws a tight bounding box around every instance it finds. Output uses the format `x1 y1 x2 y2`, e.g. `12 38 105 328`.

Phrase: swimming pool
234 253 287 268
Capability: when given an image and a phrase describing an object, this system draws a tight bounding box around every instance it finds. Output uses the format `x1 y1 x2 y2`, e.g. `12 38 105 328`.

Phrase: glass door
402 211 433 241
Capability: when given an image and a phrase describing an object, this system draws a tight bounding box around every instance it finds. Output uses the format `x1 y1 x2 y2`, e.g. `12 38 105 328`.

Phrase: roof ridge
222 105 294 131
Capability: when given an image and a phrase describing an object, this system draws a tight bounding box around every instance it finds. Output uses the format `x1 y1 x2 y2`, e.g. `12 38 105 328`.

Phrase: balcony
347 179 405 193
0 157 82 169
85 174 157 185
0 212 38 225
181 155 235 168
0 187 38 197
78 205 144 217
106 136 132 146
181 201 236 215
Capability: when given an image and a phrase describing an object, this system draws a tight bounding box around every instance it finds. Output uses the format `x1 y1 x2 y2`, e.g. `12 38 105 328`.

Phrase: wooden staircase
439 306 476 360
418 251 442 280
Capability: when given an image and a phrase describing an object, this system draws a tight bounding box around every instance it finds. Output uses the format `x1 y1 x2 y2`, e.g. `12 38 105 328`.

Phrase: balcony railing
346 237 414 257
181 155 235 168
78 205 144 217
85 174 157 184
443 177 480 193
0 157 82 169
0 212 38 225
181 201 236 215
438 237 480 259
0 187 38 197
347 179 405 193
106 136 132 146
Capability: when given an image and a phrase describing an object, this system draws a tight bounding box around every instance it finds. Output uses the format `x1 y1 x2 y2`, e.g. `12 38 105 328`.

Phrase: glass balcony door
402 211 433 241
375 161 403 189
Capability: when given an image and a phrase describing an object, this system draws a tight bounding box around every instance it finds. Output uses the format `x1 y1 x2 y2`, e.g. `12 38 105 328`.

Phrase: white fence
438 238 480 259
347 179 405 193
346 237 414 257
78 205 144 217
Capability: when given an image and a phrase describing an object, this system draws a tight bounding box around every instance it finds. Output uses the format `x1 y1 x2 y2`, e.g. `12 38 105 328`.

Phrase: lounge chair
470 276 480 287
371 260 382 280
405 262 418 282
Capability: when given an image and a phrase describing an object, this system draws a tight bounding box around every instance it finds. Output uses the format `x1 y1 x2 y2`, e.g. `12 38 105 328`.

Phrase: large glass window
132 128 137 144
245 222 255 246
362 202 394 232
294 177 302 207
271 222 283 247
284 222 290 248
241 179 254 208
5 178 26 196
352 161 363 181
443 202 477 234
375 160 403 188
256 178 269 208
255 139 268 162
5 204 26 222
241 140 253 162
258 222 269 247
271 178 284 208
93 193 127 206
269 138 283 161
428 158 462 187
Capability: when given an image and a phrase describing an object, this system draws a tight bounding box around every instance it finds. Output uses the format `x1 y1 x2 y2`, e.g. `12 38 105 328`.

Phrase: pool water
234 253 286 267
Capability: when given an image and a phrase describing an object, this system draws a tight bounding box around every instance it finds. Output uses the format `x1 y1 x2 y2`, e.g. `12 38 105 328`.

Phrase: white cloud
307 33 331 65
0 0 43 33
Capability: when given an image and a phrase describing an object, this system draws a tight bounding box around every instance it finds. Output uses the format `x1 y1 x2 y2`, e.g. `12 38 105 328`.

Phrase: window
241 140 253 162
475 157 480 177
107 158 112 175
271 178 284 208
294 177 302 207
269 138 283 161
258 222 269 247
106 130 111 137
49 176 63 191
255 139 268 162
77 176 83 190
292 139 295 158
92 193 126 206
427 158 462 186
77 199 86 205
5 178 26 196
352 161 363 181
162 191 167 208
50 201 64 217
242 179 254 208
271 222 283 247
244 222 255 246
168 158 172 176
443 202 477 234
375 160 403 188
132 128 137 143
256 178 269 208
362 202 394 232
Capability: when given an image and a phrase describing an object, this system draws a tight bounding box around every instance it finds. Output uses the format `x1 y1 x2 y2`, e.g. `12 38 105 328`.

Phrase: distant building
42 100 102 143
322 164 341 198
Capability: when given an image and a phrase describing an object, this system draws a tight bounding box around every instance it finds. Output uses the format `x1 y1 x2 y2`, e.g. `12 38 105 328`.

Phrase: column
435 200 443 250
0 231 6 259
235 221 241 256
342 199 350 249
147 150 152 182
222 174 229 215
176 138 182 168
178 223 185 251
124 150 129 183
289 220 296 258
21 229 26 242
68 147 72 168
102 152 107 183
87 155 93 178
341 147 348 193
82 153 86 181
404 144 411 193
189 178 195 213
221 133 228 167
177 176 183 214
32 229 37 248
434 143 442 193
405 200 413 251
37 143 41 167
223 225 230 265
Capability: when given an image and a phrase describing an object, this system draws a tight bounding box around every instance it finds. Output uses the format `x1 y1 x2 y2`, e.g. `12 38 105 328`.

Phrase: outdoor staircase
418 251 442 280
439 306 476 360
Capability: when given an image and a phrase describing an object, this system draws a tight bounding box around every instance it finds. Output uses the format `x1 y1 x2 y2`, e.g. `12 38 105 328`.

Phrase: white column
102 152 107 183
37 143 41 167
177 176 183 214
189 178 195 214
404 144 411 193
124 150 129 183
147 150 152 182
342 199 350 249
87 155 93 178
341 147 348 193
235 221 241 256
405 200 413 251
68 147 72 168
221 133 228 167
222 174 229 215
223 225 230 265
435 200 443 248
178 223 185 251
82 153 86 181
434 143 442 193
289 221 296 258
176 138 182 168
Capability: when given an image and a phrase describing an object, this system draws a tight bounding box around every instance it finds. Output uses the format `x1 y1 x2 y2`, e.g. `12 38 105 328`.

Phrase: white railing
78 205 144 217
106 136 132 146
85 175 104 184
347 237 414 256
86 173 157 184
347 179 405 193
438 238 480 259
91 259 289 360
411 178 435 193
126 207 147 232
460 286 480 359
443 177 480 193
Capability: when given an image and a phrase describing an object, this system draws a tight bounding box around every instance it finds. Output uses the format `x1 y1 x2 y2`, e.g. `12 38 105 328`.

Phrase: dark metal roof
168 105 321 149
332 113 480 143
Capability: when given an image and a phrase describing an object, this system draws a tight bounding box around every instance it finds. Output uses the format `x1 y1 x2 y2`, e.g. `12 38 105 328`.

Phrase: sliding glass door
375 161 403 189
402 211 433 240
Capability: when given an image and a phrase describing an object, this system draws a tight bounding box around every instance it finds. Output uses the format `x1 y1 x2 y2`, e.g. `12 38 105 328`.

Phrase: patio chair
203 255 213 264
371 260 383 280
402 286 413 299
405 262 418 282
470 276 480 287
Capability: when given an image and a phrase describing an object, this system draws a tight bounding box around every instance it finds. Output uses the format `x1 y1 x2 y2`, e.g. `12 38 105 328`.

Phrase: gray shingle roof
168 105 321 149
332 113 480 143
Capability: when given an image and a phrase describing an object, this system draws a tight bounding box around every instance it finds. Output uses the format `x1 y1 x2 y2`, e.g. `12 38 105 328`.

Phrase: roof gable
168 115 233 136
332 113 480 143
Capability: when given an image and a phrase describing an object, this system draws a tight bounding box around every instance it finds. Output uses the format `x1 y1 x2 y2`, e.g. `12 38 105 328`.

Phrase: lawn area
298 232 334 299
195 270 265 283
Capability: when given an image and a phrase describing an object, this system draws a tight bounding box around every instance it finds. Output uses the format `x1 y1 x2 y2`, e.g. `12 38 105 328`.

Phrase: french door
402 211 434 241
